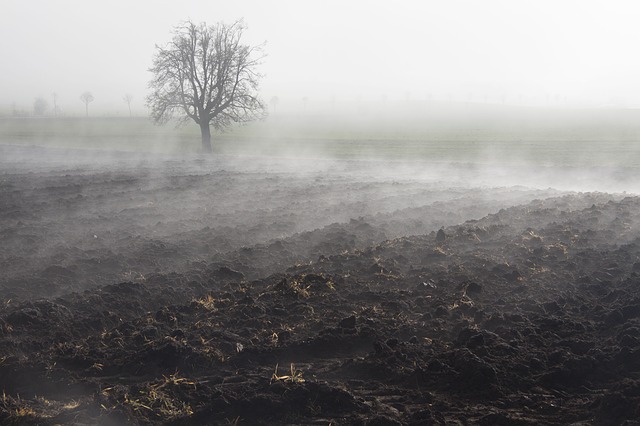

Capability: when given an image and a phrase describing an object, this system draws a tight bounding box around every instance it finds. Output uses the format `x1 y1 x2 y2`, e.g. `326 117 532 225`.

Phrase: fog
5 3 640 422
3 1 640 115
2 1 640 204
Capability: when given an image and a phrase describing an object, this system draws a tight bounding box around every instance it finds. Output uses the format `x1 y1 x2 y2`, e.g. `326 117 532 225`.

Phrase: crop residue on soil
1 145 640 425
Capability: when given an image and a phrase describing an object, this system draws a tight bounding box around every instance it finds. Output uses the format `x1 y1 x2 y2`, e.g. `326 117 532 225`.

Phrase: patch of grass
3 109 640 167
123 373 196 420
271 277 311 299
0 392 38 422
0 117 199 154
271 363 305 383
193 294 216 311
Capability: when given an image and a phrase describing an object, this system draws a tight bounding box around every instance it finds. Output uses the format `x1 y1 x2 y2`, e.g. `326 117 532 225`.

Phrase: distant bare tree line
6 91 138 118
6 89 579 119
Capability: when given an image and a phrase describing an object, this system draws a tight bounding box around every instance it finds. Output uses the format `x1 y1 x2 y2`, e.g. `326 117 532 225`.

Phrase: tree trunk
200 121 212 153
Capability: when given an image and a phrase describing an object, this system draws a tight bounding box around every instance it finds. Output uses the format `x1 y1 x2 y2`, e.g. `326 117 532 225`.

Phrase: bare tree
52 92 59 117
33 97 48 116
123 94 133 117
80 91 94 117
147 20 266 152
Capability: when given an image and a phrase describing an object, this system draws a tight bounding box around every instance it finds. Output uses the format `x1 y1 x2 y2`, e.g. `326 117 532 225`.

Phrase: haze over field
5 3 640 424
2 0 640 116
2 1 640 195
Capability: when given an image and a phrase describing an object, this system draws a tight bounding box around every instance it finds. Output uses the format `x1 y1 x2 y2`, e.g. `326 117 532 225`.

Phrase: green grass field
1 105 640 167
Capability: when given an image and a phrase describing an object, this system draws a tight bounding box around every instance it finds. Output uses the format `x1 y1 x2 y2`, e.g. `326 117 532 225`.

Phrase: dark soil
2 146 640 425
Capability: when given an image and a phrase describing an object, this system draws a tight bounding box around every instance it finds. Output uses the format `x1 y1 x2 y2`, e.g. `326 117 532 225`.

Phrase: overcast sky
2 0 640 115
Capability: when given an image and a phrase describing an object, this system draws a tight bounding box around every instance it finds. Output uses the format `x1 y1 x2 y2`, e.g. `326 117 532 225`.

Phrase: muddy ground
1 144 640 425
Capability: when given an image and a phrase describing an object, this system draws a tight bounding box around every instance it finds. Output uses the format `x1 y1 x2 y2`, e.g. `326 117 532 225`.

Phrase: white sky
2 0 640 115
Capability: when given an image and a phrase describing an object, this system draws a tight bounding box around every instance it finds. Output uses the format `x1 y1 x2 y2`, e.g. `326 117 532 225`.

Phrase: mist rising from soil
0 139 584 301
1 105 639 268
216 103 640 194
2 103 639 309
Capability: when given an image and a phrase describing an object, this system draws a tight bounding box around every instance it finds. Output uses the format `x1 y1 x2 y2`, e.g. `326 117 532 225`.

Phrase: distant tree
80 91 94 117
147 20 266 153
123 94 133 117
52 92 59 116
33 97 48 116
